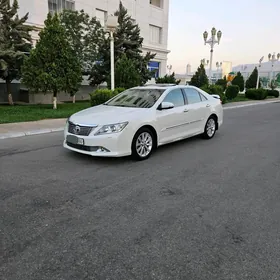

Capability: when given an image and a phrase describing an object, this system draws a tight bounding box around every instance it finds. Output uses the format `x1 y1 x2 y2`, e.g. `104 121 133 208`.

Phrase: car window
184 88 202 104
200 93 208 101
163 89 185 107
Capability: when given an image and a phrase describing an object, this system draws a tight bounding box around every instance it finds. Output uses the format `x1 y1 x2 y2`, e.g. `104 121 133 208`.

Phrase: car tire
202 116 217 139
131 127 155 161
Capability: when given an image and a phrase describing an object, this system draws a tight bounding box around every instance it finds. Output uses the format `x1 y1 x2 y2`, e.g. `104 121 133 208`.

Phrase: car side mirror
158 101 174 110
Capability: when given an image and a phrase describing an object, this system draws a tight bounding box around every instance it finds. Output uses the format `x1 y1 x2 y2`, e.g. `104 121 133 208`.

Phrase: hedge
200 85 227 104
225 85 239 100
245 88 267 100
89 88 126 106
266 89 279 98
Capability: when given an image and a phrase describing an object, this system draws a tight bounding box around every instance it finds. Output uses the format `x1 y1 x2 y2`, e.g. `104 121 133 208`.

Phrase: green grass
0 102 90 124
227 94 250 103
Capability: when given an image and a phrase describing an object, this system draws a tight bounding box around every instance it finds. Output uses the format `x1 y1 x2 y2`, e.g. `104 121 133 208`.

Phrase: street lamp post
167 65 172 75
106 15 118 91
203 27 222 84
201 58 209 67
256 56 264 89
268 52 280 86
216 62 222 79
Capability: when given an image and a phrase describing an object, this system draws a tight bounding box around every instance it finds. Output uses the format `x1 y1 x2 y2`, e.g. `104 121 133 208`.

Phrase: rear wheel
131 127 154 160
202 116 217 139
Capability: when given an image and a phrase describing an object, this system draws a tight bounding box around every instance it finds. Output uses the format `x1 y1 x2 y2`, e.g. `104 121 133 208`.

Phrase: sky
167 0 280 74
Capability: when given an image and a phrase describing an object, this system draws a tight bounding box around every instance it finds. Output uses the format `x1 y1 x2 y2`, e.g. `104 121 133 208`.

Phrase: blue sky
168 0 280 74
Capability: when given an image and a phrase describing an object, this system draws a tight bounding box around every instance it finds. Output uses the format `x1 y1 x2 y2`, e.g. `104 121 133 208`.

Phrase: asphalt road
1 103 280 280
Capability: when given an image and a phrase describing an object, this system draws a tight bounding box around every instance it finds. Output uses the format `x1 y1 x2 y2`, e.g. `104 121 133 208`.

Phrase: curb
0 100 279 140
0 127 64 140
223 99 279 110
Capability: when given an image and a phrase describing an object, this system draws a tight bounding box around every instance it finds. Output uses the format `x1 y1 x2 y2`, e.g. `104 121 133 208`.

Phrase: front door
156 88 189 144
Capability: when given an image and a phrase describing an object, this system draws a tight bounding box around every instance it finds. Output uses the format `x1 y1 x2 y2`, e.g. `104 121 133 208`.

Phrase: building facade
19 0 170 78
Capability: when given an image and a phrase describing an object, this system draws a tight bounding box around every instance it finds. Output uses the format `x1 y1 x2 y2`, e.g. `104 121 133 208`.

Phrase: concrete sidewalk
0 99 279 140
0 118 66 139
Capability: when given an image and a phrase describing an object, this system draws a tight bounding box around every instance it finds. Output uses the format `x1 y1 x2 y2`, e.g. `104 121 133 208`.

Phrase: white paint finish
63 85 224 158
19 0 170 77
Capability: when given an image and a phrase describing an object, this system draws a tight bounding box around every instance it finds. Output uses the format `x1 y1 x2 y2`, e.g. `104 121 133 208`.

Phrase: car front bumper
63 125 133 157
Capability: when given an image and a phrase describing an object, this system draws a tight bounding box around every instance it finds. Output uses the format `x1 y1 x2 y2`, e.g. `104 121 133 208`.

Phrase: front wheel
202 116 217 139
131 128 154 161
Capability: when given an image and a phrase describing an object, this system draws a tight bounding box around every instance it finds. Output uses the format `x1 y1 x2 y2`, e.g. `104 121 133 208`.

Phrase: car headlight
94 122 128 136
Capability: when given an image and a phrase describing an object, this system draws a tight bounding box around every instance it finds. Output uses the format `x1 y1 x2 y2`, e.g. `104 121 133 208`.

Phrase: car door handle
183 109 189 113
206 104 210 107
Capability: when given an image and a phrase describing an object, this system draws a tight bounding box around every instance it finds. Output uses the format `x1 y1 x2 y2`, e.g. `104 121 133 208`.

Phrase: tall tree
112 54 141 89
245 67 260 89
60 9 105 75
189 63 209 88
22 13 82 109
156 72 181 85
231 71 245 92
0 0 33 105
89 1 156 87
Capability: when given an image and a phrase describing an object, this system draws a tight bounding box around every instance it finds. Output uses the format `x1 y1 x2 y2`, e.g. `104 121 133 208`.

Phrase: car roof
132 84 198 90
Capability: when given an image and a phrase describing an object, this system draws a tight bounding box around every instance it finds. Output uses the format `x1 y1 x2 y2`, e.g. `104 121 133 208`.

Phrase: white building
19 0 170 78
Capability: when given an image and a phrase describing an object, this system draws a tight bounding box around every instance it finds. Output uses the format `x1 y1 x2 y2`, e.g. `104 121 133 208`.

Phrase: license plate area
66 135 84 145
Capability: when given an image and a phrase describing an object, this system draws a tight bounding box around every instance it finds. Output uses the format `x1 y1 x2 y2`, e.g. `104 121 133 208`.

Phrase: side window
200 93 208 101
184 88 202 104
163 89 185 107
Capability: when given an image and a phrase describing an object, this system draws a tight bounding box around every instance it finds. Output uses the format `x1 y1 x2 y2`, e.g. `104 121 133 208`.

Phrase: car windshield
104 88 165 108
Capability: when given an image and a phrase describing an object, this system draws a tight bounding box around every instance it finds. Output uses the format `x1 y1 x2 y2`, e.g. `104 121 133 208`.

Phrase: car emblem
73 125 81 134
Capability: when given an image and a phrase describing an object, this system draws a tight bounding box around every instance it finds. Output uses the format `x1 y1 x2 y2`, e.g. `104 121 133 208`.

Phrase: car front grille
68 121 96 136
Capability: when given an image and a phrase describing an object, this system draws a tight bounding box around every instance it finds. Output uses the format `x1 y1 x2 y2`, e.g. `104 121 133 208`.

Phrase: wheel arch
132 124 158 149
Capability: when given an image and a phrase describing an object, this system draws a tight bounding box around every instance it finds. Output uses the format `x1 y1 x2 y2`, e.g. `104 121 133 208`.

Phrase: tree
0 0 33 105
22 13 82 109
245 67 260 89
215 75 227 91
231 71 244 92
89 1 156 87
111 54 140 89
156 72 181 85
189 63 209 88
60 9 104 102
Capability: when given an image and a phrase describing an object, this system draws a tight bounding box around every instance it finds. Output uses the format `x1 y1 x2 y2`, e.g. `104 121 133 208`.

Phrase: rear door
183 88 211 134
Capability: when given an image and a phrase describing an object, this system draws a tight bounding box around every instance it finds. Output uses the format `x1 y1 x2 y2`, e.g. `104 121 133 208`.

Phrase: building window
96 9 107 27
150 0 163 8
149 25 162 44
48 0 75 14
148 61 160 78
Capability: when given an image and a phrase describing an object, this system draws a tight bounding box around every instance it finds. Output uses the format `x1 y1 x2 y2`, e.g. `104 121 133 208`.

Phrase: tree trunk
6 80 14 105
72 95 76 103
53 91 57 109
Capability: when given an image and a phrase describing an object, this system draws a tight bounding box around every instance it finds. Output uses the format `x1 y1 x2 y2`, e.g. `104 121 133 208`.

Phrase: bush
225 85 239 100
90 89 116 106
113 87 126 94
266 89 279 98
245 88 267 100
201 85 227 104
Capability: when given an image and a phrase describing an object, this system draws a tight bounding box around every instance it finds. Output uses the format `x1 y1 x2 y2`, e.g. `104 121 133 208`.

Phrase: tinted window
200 93 208 101
163 89 185 107
184 88 202 104
105 88 165 108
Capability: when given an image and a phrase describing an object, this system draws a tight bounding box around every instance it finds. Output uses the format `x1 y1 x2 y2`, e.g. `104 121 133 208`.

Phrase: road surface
1 103 280 280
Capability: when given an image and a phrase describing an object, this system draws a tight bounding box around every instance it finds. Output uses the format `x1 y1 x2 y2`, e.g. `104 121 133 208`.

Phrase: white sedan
63 84 223 160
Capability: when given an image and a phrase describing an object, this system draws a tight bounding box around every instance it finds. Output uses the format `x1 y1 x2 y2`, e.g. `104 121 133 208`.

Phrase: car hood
69 104 147 126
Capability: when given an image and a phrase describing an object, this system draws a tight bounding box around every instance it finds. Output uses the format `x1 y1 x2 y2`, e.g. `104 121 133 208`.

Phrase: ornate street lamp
106 15 118 90
167 65 172 75
203 27 222 84
200 58 209 67
268 52 280 85
256 56 264 89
